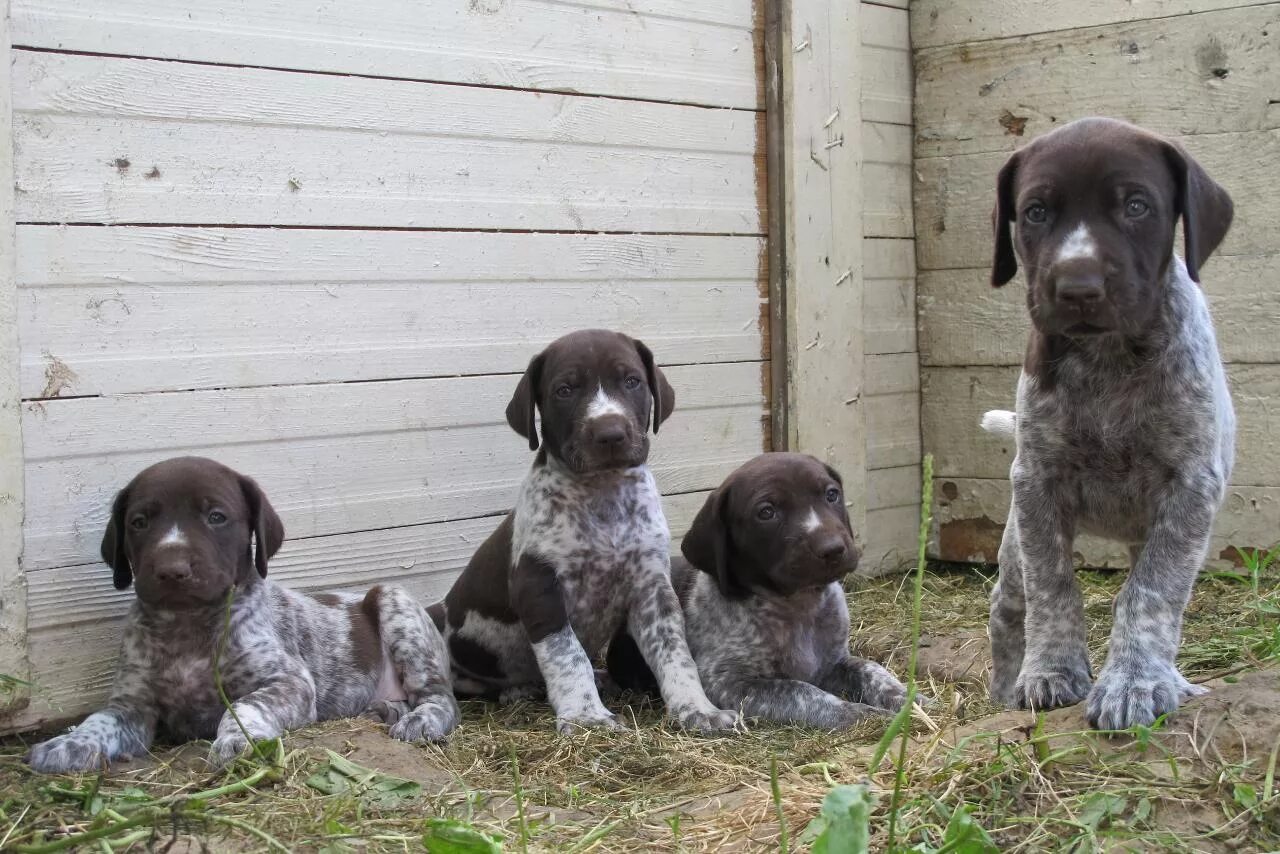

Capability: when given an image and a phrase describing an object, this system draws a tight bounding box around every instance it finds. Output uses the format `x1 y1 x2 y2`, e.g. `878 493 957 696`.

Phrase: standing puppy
432 330 738 734
611 453 908 727
983 117 1234 729
27 457 458 773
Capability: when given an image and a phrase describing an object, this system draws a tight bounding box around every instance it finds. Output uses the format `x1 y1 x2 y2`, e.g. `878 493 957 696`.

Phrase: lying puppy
27 457 459 773
984 117 1235 729
431 329 738 734
611 453 909 727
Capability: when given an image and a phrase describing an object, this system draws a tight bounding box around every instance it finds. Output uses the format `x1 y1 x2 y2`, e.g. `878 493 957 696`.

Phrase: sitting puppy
610 453 909 728
431 329 738 734
27 457 459 773
983 117 1234 729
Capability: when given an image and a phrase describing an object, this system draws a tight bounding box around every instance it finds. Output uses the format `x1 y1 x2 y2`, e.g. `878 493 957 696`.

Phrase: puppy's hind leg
989 512 1028 707
373 586 461 744
818 657 909 711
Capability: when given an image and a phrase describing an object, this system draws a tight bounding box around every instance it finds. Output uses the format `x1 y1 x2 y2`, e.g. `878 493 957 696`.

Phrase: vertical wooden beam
0 0 31 714
772 0 868 531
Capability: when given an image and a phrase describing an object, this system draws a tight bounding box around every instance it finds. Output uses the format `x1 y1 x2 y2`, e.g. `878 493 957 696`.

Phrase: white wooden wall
912 1 1280 565
860 0 920 571
4 0 772 727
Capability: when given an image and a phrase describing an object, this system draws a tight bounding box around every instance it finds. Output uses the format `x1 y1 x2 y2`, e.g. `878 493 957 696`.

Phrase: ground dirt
2 566 1277 852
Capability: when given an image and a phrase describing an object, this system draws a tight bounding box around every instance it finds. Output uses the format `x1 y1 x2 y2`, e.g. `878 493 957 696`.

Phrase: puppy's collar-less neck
539 450 647 483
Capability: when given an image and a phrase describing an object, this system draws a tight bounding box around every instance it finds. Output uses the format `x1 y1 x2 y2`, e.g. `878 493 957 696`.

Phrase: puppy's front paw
208 733 250 767
554 711 622 735
363 699 411 726
672 706 741 734
390 697 460 743
27 733 110 774
1015 659 1092 710
865 678 909 712
1086 663 1206 731
832 701 889 728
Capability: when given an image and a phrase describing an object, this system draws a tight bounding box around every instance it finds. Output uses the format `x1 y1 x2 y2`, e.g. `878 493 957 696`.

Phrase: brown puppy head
100 457 284 610
990 117 1232 351
681 453 859 599
505 329 676 473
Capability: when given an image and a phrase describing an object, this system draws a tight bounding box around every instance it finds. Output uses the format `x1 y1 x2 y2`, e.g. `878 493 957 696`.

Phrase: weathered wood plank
12 0 761 109
0 0 32 713
863 504 920 574
931 477 1280 569
16 227 766 397
782 0 868 532
864 122 914 238
922 364 1280 484
861 4 912 126
13 52 761 231
864 237 916 356
915 129 1280 271
915 4 1280 159
912 0 1274 51
19 490 711 726
868 464 921 511
866 352 919 397
867 391 919 471
918 253 1280 366
22 362 766 571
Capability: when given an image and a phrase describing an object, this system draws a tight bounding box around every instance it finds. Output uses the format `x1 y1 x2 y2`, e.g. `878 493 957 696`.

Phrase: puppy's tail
980 410 1017 438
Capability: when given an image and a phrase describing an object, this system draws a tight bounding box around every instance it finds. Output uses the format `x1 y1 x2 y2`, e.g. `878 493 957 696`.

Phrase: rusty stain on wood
938 515 1003 563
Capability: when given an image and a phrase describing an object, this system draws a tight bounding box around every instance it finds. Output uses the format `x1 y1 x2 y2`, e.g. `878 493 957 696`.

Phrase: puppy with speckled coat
982 118 1235 730
27 457 459 773
429 329 739 735
610 453 910 728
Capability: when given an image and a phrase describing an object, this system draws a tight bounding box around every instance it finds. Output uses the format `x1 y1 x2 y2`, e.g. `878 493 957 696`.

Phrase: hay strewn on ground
1 563 1277 852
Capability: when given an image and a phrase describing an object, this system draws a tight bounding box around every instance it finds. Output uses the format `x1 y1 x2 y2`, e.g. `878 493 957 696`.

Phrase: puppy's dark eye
129 516 148 531
1023 203 1047 224
207 511 228 525
756 505 776 521
826 487 841 504
1124 198 1150 218
555 384 573 399
624 376 642 391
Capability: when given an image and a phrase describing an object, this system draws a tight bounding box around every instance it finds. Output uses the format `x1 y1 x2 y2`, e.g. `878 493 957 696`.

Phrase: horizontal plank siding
933 477 1280 569
914 4 1280 159
922 364 1280 485
864 238 917 356
24 361 766 572
919 254 1280 367
24 490 713 723
17 227 766 397
912 0 1274 50
13 53 762 231
861 3 912 125
915 128 1280 272
12 0 762 109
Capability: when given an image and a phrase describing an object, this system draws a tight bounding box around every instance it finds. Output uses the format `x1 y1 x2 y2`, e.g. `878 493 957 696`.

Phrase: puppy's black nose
1055 273 1105 306
815 536 848 562
593 424 626 447
154 560 193 583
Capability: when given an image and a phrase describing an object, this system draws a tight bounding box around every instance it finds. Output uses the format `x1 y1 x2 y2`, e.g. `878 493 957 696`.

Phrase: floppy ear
100 486 133 591
505 352 545 452
681 487 733 596
1162 140 1233 284
991 150 1021 287
634 339 676 433
238 474 284 578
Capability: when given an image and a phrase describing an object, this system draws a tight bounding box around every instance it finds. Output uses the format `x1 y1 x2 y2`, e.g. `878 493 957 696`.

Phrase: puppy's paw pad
1086 667 1196 731
208 734 250 767
1015 665 1093 710
390 700 459 743
26 735 105 774
554 713 622 735
364 699 411 726
674 708 740 734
